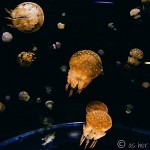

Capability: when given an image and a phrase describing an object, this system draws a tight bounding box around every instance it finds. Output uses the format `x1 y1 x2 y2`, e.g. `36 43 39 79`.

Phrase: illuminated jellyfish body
5 2 44 33
0 101 5 112
125 48 144 70
17 51 36 67
80 109 112 149
65 50 102 96
18 91 30 102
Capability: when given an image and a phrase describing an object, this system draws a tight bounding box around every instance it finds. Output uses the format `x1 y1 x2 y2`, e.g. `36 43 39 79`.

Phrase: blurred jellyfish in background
0 101 5 112
18 91 30 102
49 42 61 50
97 49 105 56
5 95 11 101
32 46 38 52
1 32 13 43
125 48 144 70
142 81 150 88
5 2 44 33
80 101 112 149
45 86 52 94
60 65 68 73
125 104 134 114
57 22 65 30
17 51 36 67
36 97 42 103
45 100 54 110
130 8 141 19
65 50 103 96
62 12 66 17
40 116 53 128
115 60 121 67
108 22 117 31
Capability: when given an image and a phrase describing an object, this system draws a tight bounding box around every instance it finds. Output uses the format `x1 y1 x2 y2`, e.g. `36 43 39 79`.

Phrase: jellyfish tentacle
90 140 97 148
84 139 90 149
80 134 86 146
5 8 13 14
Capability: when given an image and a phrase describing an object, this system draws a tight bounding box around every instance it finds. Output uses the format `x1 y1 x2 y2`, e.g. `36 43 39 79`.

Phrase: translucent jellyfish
36 97 42 103
49 42 61 50
125 104 133 114
1 32 13 43
86 101 108 113
65 50 103 96
40 116 53 128
18 91 30 102
125 48 144 70
97 49 105 56
5 2 44 33
142 81 150 88
5 95 11 101
116 61 121 67
108 22 117 31
130 8 141 19
80 109 112 149
0 101 5 112
45 86 52 94
45 100 54 110
57 22 65 30
62 12 66 17
32 46 38 52
17 51 36 67
60 65 68 73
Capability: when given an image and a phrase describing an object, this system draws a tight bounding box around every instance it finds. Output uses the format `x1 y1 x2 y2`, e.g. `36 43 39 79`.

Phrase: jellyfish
49 42 61 50
80 109 112 149
1 32 13 43
57 22 65 29
5 2 44 33
60 65 68 73
45 86 52 94
0 101 5 112
5 95 11 101
18 91 30 102
142 81 150 88
45 100 54 110
17 51 36 67
130 8 141 19
97 49 105 56
125 48 144 70
65 50 103 96
108 22 117 31
125 104 134 114
36 97 42 103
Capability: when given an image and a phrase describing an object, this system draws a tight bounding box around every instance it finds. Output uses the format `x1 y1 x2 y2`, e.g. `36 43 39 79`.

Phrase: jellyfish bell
108 22 117 31
57 22 65 30
36 97 42 103
5 2 44 33
65 50 103 96
18 91 30 102
49 42 61 50
17 51 36 67
124 48 144 70
45 86 52 94
1 32 13 42
0 101 5 112
45 100 54 110
142 81 150 88
130 8 141 19
97 49 105 56
60 65 68 73
125 104 133 114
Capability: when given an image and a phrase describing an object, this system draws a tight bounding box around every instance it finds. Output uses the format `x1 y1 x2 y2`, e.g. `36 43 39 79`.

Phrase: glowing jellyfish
142 81 150 88
36 97 42 103
1 32 13 43
18 91 30 102
49 42 61 50
5 2 44 33
65 50 103 96
5 95 11 101
0 101 5 112
32 46 38 52
45 100 54 110
45 86 52 94
108 22 117 31
80 102 112 149
125 48 144 70
60 65 68 73
86 101 108 113
97 49 105 56
125 104 133 114
130 8 141 19
17 51 36 67
62 12 66 17
40 116 53 128
57 22 65 29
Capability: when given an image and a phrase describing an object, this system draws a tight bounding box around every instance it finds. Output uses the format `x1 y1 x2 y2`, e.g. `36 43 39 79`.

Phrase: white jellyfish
1 32 13 43
125 104 134 114
45 86 52 94
57 22 65 30
49 42 61 50
36 97 42 103
97 49 105 56
5 95 11 101
62 12 66 16
60 65 68 73
18 91 30 102
45 100 54 110
108 22 117 31
116 61 121 66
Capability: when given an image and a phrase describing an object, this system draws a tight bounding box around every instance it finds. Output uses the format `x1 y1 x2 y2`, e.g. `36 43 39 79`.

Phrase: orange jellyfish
17 51 36 67
125 48 144 70
80 101 112 149
0 101 5 112
65 50 103 96
5 2 44 33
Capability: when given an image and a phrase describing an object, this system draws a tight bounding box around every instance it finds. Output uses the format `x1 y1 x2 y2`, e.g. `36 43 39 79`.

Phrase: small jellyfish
40 116 53 128
49 42 61 50
108 22 117 31
5 95 11 101
62 12 66 16
125 104 133 114
17 51 36 67
45 100 54 110
57 22 65 30
130 8 141 19
0 101 5 112
97 49 105 56
80 101 112 149
45 86 52 94
18 91 30 102
125 48 144 70
32 46 38 52
5 2 44 33
65 50 103 96
1 32 13 43
60 65 68 73
36 97 42 103
142 81 150 88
